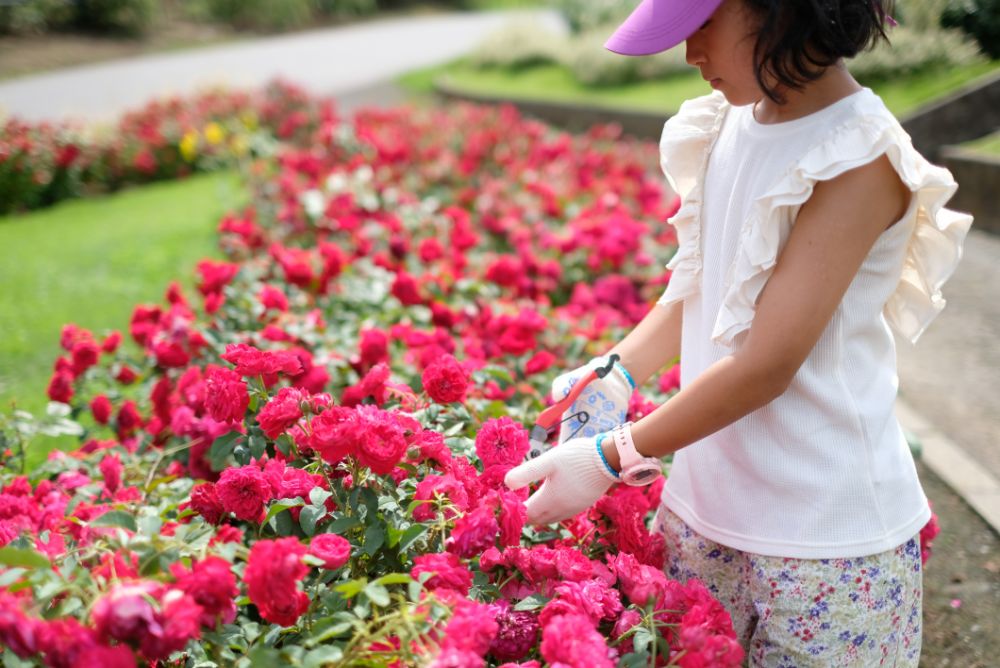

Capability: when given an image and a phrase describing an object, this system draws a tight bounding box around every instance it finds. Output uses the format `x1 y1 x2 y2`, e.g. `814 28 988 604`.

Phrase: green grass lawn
400 59 1000 119
0 170 245 427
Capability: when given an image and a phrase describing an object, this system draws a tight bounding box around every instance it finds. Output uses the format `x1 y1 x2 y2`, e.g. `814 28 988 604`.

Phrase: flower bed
0 79 325 215
0 97 938 667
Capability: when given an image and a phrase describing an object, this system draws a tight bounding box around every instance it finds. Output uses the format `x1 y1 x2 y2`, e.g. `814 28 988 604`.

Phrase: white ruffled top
655 89 973 558
657 89 972 346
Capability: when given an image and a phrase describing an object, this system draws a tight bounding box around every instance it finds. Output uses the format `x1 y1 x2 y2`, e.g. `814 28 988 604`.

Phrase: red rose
256 386 307 439
308 533 351 570
245 538 309 627
70 339 100 376
411 552 472 594
446 505 499 558
189 483 225 524
205 367 249 424
421 354 469 404
351 405 409 476
170 556 238 627
221 343 303 378
216 465 272 523
116 400 143 439
474 417 529 468
90 394 112 424
391 270 423 306
358 328 389 367
46 369 74 404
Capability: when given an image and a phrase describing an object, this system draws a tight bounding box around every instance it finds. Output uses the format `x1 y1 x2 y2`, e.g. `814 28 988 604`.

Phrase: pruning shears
527 354 621 459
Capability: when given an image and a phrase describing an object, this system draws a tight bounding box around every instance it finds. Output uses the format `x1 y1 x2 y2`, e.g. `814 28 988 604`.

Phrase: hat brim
604 0 725 56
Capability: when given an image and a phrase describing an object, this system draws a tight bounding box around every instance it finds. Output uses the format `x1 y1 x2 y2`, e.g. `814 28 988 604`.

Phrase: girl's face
684 0 763 106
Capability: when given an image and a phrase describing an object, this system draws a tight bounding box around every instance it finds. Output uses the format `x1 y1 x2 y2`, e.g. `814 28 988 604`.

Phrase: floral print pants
653 503 923 667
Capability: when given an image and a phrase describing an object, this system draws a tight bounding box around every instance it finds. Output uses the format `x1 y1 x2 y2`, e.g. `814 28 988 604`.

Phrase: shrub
564 26 688 86
74 0 158 36
848 26 985 82
942 0 1000 58
550 0 631 34
468 20 567 69
204 0 314 32
0 0 74 36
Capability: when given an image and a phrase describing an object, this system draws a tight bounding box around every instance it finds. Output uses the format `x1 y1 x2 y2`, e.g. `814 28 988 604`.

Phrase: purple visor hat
605 0 725 56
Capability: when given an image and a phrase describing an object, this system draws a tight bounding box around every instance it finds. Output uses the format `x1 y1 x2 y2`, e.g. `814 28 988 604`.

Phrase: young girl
505 0 973 664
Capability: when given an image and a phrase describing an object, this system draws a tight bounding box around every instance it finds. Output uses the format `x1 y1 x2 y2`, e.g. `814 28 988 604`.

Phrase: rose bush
0 93 938 667
0 79 326 215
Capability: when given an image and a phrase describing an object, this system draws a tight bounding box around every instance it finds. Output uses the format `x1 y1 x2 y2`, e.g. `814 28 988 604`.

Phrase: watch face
624 464 661 486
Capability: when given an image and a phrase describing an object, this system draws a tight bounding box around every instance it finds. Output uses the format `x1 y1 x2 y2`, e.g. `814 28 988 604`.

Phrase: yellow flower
240 111 259 132
204 122 225 146
230 133 249 157
179 131 198 162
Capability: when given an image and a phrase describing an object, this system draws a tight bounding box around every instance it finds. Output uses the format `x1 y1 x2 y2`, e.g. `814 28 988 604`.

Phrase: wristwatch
611 423 662 486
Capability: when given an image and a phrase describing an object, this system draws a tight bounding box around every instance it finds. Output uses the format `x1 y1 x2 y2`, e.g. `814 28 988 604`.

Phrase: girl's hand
505 435 619 524
552 356 634 445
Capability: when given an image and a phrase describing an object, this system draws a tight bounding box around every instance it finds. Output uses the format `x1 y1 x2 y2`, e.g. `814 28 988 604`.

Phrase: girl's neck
752 62 863 125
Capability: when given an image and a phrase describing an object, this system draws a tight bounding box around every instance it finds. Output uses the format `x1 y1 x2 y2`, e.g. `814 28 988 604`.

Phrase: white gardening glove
551 356 634 446
505 435 619 525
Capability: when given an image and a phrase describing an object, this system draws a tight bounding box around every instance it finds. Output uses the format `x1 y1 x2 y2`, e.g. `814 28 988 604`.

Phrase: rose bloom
215 465 273 523
411 552 473 594
421 353 469 404
221 343 303 377
256 386 307 439
189 482 224 524
170 556 238 627
351 405 410 476
308 533 351 570
474 417 529 468
540 613 614 668
245 538 310 627
446 505 499 558
204 367 249 424
90 394 113 425
488 602 539 663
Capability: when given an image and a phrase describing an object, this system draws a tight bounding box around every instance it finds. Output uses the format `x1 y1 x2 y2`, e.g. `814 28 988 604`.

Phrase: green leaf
513 593 549 611
304 646 344 668
326 515 361 535
362 524 384 556
364 582 390 607
137 515 163 537
274 510 295 537
275 434 293 457
208 431 241 471
334 579 367 598
248 433 267 460
90 510 137 533
0 568 27 587
397 524 428 553
374 573 412 586
264 499 305 525
309 487 333 507
299 505 326 537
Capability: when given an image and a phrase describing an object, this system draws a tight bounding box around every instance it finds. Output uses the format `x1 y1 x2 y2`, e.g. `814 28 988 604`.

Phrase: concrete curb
897 398 1000 535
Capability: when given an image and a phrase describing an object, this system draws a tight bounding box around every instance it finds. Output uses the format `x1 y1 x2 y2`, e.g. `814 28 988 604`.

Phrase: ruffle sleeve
656 91 729 306
710 95 973 348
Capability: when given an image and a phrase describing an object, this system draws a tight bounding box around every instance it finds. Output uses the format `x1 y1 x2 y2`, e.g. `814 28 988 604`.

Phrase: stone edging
897 399 1000 536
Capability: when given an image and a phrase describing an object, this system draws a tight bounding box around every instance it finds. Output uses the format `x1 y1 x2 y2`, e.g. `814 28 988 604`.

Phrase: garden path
0 9 564 124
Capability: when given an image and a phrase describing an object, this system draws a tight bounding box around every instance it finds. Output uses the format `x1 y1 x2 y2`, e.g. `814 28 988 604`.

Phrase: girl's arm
608 300 683 388
603 154 911 469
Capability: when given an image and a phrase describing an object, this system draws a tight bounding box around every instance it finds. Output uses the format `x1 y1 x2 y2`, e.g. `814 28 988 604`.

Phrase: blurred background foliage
1 0 996 70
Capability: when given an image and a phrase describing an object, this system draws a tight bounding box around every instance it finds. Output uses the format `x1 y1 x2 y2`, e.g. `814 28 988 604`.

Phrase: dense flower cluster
0 90 940 667
0 79 328 214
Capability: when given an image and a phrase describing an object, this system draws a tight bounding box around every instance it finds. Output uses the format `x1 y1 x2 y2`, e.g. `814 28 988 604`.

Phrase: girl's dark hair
744 1 894 102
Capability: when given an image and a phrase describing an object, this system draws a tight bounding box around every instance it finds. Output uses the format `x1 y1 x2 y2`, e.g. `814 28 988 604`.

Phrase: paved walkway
897 228 1000 483
0 9 564 124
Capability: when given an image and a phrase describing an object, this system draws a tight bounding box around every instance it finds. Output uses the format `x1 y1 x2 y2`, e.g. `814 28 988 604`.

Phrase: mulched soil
918 460 1000 667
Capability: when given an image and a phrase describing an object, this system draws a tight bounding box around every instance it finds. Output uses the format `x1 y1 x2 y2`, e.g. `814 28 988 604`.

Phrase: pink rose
309 533 351 570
